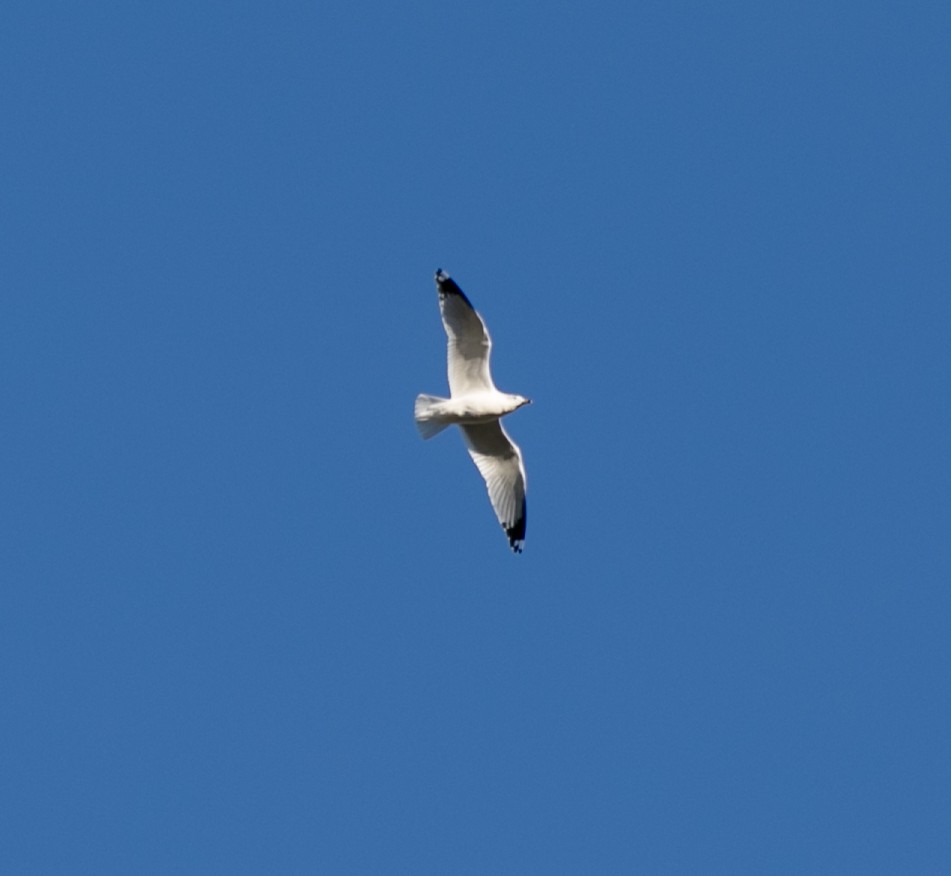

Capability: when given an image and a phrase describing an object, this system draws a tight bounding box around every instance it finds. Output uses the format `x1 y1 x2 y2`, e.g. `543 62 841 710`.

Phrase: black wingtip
505 504 526 553
434 269 474 308
434 269 454 291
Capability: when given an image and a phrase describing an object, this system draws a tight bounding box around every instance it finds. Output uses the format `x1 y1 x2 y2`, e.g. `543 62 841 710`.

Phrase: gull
415 269 531 553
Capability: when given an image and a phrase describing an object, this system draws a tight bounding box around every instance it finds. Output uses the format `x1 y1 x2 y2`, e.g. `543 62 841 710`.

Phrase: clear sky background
2 1 950 873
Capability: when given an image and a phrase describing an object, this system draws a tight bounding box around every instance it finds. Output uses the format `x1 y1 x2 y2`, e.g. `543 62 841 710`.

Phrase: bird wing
460 421 527 553
436 270 496 397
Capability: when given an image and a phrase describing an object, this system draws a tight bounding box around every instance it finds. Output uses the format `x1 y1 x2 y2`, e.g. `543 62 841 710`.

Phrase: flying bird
415 269 531 553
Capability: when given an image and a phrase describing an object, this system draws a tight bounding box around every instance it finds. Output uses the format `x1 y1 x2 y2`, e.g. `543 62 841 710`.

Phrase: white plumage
415 270 530 552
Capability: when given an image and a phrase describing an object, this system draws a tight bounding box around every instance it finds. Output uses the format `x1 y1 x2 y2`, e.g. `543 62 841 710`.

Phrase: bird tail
415 394 451 439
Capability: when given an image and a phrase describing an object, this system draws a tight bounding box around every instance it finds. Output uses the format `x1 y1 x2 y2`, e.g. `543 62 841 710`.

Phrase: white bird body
415 270 530 552
417 391 528 426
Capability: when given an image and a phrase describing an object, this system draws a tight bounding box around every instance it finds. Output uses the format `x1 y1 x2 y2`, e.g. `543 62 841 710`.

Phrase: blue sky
2 1 950 872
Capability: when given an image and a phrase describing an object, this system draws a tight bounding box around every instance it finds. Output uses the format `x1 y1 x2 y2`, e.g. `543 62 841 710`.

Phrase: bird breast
443 393 518 423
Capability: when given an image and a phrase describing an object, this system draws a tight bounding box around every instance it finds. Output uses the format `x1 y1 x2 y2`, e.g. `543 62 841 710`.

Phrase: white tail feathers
415 394 451 439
